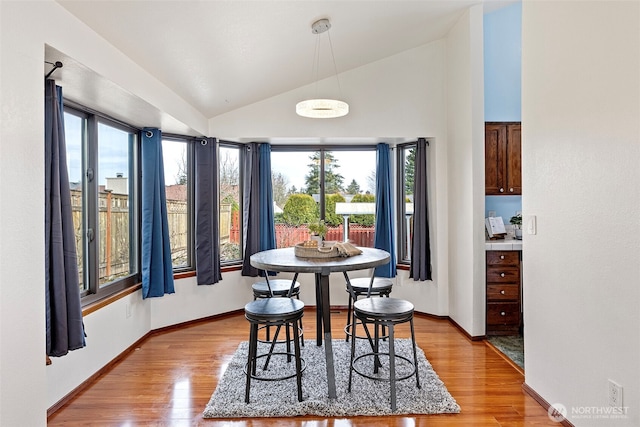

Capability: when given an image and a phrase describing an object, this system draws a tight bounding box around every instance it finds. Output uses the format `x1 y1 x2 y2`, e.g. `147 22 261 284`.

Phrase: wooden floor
48 309 557 426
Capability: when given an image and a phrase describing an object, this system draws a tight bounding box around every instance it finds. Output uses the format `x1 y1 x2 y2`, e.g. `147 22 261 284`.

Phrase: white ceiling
50 0 511 135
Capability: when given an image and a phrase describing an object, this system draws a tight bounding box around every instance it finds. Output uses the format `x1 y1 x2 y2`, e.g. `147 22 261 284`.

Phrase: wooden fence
71 190 190 285
228 223 375 248
70 189 376 285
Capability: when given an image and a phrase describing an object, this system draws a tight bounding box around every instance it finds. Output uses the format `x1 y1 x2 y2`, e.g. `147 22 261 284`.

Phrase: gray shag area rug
488 335 524 370
203 338 460 418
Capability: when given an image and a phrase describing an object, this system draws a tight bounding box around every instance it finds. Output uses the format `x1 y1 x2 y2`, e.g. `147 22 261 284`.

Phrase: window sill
81 265 242 317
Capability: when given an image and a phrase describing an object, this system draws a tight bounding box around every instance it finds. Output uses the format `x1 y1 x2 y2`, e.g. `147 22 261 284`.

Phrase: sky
270 150 376 193
64 113 376 194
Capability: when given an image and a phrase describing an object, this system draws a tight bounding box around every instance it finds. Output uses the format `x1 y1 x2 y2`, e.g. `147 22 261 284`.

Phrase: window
397 143 416 263
65 112 86 291
65 107 140 304
219 143 242 263
271 147 376 248
162 138 192 270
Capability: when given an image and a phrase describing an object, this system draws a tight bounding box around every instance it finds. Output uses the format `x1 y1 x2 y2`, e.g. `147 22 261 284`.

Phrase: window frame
64 104 142 306
218 140 244 266
161 134 196 272
396 142 416 265
270 145 377 247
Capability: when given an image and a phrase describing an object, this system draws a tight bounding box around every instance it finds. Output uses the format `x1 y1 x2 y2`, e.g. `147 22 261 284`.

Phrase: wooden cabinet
485 122 521 195
486 250 521 335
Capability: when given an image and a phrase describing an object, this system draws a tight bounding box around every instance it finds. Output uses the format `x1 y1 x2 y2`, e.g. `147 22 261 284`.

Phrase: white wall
522 2 639 425
0 1 208 423
209 41 447 140
445 5 486 336
0 2 48 425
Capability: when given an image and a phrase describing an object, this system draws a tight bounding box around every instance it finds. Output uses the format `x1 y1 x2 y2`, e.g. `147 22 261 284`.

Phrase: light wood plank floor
48 309 557 426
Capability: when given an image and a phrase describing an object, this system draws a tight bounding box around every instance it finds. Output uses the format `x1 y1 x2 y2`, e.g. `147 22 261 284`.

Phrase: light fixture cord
313 34 321 99
327 30 344 97
308 27 343 100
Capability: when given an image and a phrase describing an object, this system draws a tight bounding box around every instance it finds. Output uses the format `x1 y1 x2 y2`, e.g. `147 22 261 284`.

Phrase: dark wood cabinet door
485 124 506 195
485 122 521 196
505 124 521 195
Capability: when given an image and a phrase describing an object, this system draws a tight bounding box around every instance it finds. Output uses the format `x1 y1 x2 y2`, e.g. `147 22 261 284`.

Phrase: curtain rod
45 61 63 79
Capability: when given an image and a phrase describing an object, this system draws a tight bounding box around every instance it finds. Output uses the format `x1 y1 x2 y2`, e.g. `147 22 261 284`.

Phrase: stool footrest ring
351 352 418 383
245 353 307 382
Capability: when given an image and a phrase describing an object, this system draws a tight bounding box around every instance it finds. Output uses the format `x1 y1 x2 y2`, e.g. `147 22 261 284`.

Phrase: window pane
64 112 86 292
399 145 415 262
162 140 189 268
327 151 376 247
97 123 133 287
219 145 241 262
271 151 320 248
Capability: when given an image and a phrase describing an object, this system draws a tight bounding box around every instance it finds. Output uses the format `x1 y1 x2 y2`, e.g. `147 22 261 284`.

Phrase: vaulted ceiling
53 0 509 126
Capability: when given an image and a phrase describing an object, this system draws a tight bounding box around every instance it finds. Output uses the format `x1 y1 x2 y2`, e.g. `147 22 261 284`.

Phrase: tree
346 179 360 195
219 150 239 206
366 170 376 194
174 148 187 185
405 147 416 196
350 193 375 226
219 150 239 187
281 194 318 225
271 171 289 209
304 151 344 195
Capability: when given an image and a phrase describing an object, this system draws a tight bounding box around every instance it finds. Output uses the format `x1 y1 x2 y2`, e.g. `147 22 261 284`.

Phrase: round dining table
250 246 390 399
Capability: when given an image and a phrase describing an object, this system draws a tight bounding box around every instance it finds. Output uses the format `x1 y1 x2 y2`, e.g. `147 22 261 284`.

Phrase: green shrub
282 193 318 225
350 193 375 226
324 193 346 226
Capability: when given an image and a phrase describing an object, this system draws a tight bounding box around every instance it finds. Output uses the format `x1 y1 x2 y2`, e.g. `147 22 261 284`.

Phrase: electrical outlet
609 380 623 408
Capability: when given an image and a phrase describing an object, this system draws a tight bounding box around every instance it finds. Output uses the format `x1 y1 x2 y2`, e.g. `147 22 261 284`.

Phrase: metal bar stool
244 295 305 403
252 275 303 346
343 274 393 342
347 293 421 412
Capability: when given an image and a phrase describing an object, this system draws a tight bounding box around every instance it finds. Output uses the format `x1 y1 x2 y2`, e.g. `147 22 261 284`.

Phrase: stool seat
353 297 414 319
252 279 300 298
245 298 305 321
348 277 393 294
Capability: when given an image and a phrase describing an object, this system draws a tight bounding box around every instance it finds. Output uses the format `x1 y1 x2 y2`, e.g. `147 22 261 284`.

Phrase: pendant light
296 18 349 119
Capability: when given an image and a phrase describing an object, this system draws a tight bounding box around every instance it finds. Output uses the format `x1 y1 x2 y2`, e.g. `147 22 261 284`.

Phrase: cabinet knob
500 311 506 316
500 255 505 259
500 290 505 295
510 188 514 192
499 188 504 193
500 273 505 277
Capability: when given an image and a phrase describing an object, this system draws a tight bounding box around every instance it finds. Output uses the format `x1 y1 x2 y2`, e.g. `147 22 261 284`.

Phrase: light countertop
485 239 522 251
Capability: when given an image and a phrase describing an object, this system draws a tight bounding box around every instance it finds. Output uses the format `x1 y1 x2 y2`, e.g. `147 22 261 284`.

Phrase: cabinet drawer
487 266 520 283
487 251 519 266
487 303 520 325
487 284 519 301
